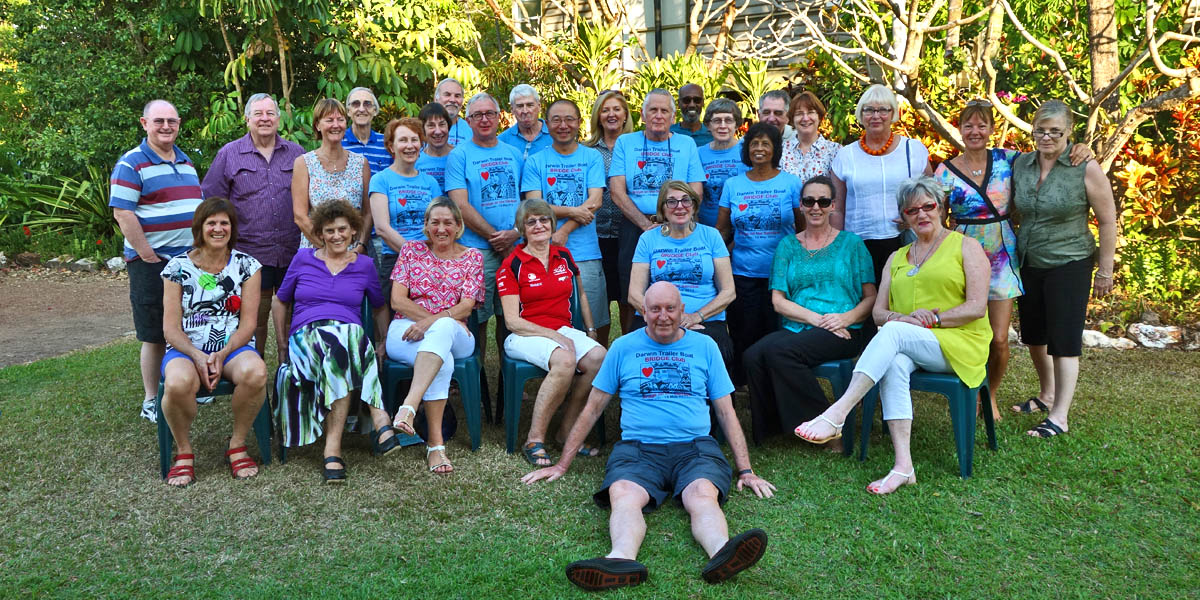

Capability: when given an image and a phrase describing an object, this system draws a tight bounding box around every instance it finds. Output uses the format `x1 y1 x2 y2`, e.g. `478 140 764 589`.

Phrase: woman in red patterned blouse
385 196 484 474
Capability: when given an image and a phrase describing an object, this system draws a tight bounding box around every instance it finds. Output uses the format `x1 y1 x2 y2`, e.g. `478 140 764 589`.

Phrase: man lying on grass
522 281 775 591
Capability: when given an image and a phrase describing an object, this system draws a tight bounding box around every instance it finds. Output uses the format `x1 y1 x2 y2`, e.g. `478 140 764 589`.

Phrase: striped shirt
109 139 203 261
342 128 390 174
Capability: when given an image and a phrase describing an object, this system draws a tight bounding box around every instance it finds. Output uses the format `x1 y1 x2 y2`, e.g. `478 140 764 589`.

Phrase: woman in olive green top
796 176 991 494
1011 100 1117 438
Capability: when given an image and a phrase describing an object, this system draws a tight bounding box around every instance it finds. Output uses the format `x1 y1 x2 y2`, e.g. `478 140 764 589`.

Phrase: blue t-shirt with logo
609 132 706 215
593 328 735 444
632 224 729 321
696 141 748 227
415 151 449 190
521 145 606 261
447 119 471 147
445 139 523 249
718 172 802 278
367 169 442 254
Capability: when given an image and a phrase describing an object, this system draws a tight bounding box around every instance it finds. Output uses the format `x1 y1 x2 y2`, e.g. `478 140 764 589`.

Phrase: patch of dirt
0 268 134 367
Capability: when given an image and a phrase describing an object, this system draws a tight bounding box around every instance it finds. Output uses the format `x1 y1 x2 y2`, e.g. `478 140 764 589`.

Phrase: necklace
859 131 895 156
802 228 833 257
906 230 947 277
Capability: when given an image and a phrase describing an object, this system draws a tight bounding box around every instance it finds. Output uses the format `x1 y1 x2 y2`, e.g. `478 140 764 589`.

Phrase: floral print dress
161 249 262 352
301 150 366 249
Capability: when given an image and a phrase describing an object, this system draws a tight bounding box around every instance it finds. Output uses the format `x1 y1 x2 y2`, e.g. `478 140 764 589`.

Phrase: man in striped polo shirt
110 99 203 423
343 87 390 174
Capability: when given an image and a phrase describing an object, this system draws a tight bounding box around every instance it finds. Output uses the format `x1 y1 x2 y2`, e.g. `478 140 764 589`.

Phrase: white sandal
393 405 416 435
426 445 453 474
867 469 915 495
794 415 844 444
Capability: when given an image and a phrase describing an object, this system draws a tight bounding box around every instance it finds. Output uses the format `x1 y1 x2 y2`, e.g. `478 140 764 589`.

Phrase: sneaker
196 395 215 405
140 397 157 423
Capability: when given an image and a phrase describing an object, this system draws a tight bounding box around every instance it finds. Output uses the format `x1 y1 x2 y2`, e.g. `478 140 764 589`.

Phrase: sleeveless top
1011 146 1093 269
301 151 366 249
889 231 991 387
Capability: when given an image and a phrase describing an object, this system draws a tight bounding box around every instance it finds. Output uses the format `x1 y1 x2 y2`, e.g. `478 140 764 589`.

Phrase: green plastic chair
381 313 485 451
857 369 998 478
155 378 272 479
814 359 857 457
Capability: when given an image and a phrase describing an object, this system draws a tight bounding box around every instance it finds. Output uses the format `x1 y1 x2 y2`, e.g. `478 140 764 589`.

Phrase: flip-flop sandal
576 444 601 457
1012 397 1049 414
565 557 648 591
794 415 844 445
1028 418 1065 438
393 405 417 436
522 442 553 467
371 424 401 456
323 456 347 484
426 445 453 474
702 528 768 583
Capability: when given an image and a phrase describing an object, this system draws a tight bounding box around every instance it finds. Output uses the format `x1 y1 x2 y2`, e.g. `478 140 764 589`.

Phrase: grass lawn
1 331 1198 599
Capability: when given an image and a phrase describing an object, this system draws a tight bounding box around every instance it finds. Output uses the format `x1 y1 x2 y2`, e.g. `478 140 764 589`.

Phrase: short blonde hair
854 84 899 125
655 180 700 226
424 196 465 240
1032 99 1074 133
312 98 348 139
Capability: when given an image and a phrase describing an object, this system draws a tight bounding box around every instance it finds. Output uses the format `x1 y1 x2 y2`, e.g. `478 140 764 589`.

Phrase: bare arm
291 156 318 246
369 192 406 252
521 388 614 484
575 273 596 334
357 161 373 250
700 256 736 319
112 208 160 262
715 206 733 245
610 176 654 229
450 188 497 239
627 262 650 313
271 296 293 362
924 236 990 327
1085 160 1117 297
831 173 847 230
712 394 775 498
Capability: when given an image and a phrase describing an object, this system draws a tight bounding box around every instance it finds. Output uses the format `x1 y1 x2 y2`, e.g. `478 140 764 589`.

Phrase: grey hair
855 84 899 124
509 84 540 106
514 198 556 236
1032 99 1074 131
758 90 790 109
703 98 741 125
895 175 947 219
243 93 278 119
465 92 499 117
642 89 676 115
346 87 380 112
435 78 463 96
142 99 177 117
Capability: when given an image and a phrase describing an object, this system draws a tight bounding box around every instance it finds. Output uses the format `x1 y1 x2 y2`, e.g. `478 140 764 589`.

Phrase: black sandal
1012 397 1049 414
1028 418 1065 438
323 456 347 484
371 425 400 456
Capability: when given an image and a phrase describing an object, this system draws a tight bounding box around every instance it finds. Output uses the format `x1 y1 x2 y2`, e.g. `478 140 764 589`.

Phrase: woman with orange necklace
831 84 933 283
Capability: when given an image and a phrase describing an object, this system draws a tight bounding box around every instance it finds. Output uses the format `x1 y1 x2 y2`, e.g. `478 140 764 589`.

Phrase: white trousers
385 317 475 401
853 321 953 421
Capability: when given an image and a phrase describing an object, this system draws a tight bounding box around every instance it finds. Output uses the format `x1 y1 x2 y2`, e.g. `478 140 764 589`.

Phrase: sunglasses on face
902 202 940 216
801 196 833 208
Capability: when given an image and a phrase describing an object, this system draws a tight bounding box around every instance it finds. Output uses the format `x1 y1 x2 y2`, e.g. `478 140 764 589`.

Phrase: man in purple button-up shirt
201 92 306 353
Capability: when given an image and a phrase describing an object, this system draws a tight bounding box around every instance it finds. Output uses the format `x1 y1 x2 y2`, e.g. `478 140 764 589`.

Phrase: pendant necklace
906 230 946 277
803 228 831 258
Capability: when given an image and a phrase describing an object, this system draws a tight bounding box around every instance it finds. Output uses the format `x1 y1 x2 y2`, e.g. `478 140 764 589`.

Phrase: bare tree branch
1099 77 1200 171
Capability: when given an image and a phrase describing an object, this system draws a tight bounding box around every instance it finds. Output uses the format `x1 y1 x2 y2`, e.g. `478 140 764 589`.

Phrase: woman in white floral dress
291 98 371 251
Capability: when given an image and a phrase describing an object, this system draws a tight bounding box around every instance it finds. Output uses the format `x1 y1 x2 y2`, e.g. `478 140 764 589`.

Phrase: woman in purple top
272 200 395 484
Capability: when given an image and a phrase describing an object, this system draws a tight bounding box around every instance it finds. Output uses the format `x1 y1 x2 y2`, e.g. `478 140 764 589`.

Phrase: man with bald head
523 281 774 591
670 83 713 146
110 99 203 422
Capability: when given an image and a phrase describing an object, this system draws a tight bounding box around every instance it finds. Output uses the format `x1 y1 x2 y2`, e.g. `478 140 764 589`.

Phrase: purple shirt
276 249 385 335
201 133 306 268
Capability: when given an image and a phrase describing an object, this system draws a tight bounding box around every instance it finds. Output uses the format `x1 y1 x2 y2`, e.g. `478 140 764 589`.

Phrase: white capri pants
853 321 953 421
504 326 603 371
385 317 476 401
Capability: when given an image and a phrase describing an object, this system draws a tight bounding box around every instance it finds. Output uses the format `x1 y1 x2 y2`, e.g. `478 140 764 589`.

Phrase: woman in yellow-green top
796 176 991 495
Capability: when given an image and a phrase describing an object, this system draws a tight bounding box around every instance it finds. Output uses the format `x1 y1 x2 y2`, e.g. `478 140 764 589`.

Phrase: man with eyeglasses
110 99 204 423
201 93 306 358
343 87 390 174
757 90 795 142
435 78 472 147
446 92 525 349
670 83 713 146
498 84 553 167
521 99 611 341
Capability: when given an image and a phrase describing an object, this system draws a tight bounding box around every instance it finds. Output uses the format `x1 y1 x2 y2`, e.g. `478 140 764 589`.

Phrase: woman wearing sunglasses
743 175 875 448
795 176 991 495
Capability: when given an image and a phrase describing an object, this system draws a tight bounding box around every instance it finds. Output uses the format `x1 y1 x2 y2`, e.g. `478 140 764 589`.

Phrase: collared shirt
201 133 306 267
109 139 203 261
1012 144 1093 268
780 135 840 183
342 128 390 174
499 120 553 166
670 122 714 147
496 243 579 330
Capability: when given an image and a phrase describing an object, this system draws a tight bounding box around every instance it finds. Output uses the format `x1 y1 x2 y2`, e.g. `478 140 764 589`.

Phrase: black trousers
863 235 904 285
726 275 775 386
744 326 869 445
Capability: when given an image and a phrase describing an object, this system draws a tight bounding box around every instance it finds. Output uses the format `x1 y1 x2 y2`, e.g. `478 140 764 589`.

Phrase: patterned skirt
276 319 384 447
955 221 1024 301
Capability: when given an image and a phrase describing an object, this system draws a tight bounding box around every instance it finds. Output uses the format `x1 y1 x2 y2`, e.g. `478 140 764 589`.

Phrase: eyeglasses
524 216 553 228
250 111 279 119
801 196 833 208
348 100 376 109
862 107 893 116
468 110 499 121
548 116 579 126
664 197 694 208
966 99 991 107
1032 128 1065 139
708 116 737 126
598 89 625 98
148 118 180 127
902 202 940 216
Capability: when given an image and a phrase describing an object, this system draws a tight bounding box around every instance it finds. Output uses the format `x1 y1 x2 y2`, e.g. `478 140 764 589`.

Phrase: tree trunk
215 11 244 113
273 16 292 114
946 0 963 49
1087 0 1120 113
711 1 741 66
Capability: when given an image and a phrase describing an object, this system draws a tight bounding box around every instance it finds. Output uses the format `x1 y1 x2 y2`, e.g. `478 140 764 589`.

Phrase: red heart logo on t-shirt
738 203 749 211
656 259 666 268
547 177 556 186
398 197 407 206
637 160 646 169
641 367 654 376
481 171 490 181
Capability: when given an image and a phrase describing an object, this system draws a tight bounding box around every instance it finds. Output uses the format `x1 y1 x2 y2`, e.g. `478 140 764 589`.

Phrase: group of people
110 78 1115 590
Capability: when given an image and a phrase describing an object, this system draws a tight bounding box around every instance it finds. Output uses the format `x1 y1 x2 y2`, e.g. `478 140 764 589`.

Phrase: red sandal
225 446 259 480
166 454 196 488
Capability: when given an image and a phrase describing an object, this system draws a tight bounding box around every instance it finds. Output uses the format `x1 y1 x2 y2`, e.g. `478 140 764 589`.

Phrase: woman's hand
909 308 940 328
277 343 290 365
205 350 226 389
553 333 577 358
585 328 598 341
679 312 706 330
374 340 387 362
402 316 436 342
816 312 852 334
